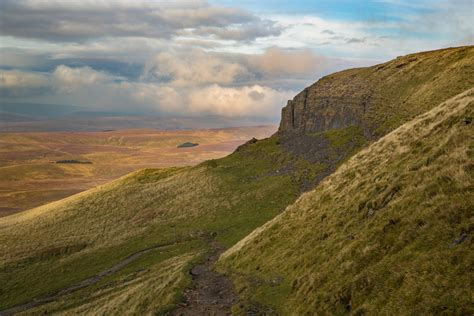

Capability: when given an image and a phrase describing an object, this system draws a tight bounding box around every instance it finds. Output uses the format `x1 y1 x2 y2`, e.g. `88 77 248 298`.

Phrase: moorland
0 126 276 216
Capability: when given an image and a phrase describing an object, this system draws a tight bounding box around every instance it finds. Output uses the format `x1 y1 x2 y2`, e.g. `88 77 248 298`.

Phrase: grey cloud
246 47 328 78
346 37 366 44
0 46 355 118
0 48 48 69
0 70 52 97
0 47 144 80
321 29 336 35
0 0 280 42
1 45 328 92
141 47 330 90
193 20 282 41
0 65 294 118
142 50 252 86
248 90 265 101
187 84 293 117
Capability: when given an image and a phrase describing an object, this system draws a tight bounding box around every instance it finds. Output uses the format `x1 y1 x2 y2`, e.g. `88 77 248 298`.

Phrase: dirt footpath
171 240 238 316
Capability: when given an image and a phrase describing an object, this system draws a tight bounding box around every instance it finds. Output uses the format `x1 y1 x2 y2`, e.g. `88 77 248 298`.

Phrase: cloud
188 84 294 117
127 83 185 114
0 46 338 118
52 65 112 93
248 90 265 101
248 47 327 78
0 48 48 69
1 65 294 118
139 47 332 93
142 50 250 86
265 7 473 59
192 20 282 41
346 37 367 44
0 70 51 97
321 29 335 35
0 0 280 42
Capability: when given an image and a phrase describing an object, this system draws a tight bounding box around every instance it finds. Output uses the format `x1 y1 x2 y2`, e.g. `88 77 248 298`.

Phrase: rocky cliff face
278 46 474 138
279 84 367 134
270 46 474 192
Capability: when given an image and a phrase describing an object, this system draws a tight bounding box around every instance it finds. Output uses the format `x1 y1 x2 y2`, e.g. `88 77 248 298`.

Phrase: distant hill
0 108 278 132
0 102 81 118
0 46 472 315
0 111 36 122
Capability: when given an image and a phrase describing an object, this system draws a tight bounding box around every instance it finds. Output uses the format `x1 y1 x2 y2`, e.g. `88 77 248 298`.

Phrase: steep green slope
219 89 474 315
0 46 472 314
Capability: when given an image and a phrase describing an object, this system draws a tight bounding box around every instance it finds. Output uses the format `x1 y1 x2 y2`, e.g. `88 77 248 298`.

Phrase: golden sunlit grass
219 89 474 315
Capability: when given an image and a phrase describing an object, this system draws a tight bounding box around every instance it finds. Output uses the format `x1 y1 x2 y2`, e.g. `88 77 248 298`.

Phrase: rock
270 276 284 286
278 83 365 134
235 137 258 152
367 208 375 217
247 137 258 144
450 233 468 248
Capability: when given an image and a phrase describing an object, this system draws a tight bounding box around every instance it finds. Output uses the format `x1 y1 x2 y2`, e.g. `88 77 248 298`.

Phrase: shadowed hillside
219 89 474 314
0 46 472 314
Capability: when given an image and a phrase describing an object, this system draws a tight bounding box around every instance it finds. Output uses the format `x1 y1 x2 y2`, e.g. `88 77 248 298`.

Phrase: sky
0 0 472 120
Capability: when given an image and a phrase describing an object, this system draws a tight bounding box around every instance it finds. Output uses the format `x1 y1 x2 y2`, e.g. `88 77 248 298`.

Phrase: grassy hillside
219 89 474 315
0 47 472 314
0 136 311 313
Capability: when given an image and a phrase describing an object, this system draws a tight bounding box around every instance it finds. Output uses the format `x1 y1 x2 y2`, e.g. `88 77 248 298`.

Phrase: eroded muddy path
171 240 238 316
